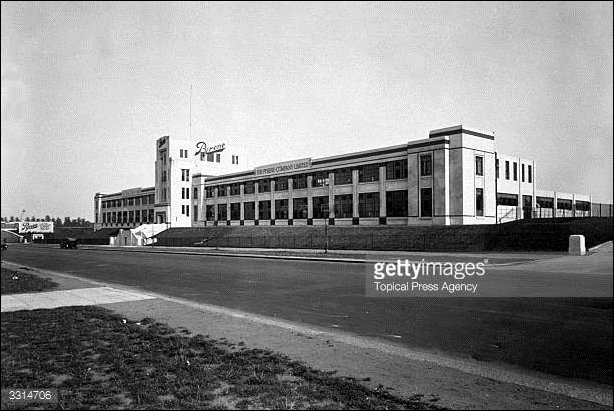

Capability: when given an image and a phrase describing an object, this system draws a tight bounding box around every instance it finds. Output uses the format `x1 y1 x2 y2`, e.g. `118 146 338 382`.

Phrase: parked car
60 238 78 249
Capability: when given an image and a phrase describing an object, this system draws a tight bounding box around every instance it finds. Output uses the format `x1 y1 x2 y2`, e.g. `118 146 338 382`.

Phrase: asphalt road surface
2 245 612 386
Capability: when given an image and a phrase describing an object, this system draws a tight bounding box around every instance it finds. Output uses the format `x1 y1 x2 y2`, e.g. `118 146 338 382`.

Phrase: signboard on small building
18 222 54 233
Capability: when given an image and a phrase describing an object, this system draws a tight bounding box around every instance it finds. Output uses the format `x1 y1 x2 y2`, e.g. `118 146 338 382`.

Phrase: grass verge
1 267 58 295
1 306 441 410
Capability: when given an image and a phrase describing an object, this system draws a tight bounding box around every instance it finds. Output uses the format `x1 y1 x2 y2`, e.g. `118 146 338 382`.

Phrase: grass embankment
1 267 57 295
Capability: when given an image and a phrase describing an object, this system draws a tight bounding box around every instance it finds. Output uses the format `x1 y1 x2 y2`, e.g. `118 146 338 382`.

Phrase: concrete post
568 235 586 256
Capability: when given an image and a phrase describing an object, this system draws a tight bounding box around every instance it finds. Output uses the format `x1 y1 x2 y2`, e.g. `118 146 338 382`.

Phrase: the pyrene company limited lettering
255 158 312 177
195 142 226 156
18 222 54 234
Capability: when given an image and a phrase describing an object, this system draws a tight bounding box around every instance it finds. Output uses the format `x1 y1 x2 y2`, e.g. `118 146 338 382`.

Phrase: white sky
1 1 612 219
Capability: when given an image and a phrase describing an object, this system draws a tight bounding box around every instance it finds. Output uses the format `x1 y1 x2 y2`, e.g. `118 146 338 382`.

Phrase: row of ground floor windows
203 190 430 221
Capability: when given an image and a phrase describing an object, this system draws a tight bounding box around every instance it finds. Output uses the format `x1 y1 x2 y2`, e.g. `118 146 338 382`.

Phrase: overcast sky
2 1 612 219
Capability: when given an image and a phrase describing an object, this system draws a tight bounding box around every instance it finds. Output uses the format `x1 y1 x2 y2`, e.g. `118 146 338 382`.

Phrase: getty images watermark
365 259 486 297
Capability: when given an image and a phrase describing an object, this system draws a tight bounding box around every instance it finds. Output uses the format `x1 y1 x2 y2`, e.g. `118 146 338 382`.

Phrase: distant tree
44 215 51 222
25 217 31 222
54 217 62 227
64 217 71 226
9 216 15 222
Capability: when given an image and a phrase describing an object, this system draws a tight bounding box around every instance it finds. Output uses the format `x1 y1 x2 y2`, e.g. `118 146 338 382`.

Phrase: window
505 161 510 180
293 174 307 189
258 179 271 193
522 164 525 182
293 198 308 219
358 164 379 183
386 159 408 180
557 199 573 210
230 183 240 196
275 177 288 191
181 169 190 181
386 190 408 217
231 155 239 165
312 172 329 187
128 198 134 206
536 196 554 208
576 200 590 212
142 210 148 223
420 155 432 177
230 203 241 220
218 185 227 197
334 194 353 218
476 188 484 216
148 209 154 223
135 210 140 223
206 186 215 198
275 199 289 219
206 205 215 221
495 159 499 179
216 153 221 163
186 205 190 217
475 156 484 176
129 211 134 223
161 170 167 182
217 204 227 221
359 192 379 218
420 188 432 217
313 196 329 218
258 200 271 220
244 202 255 220
181 188 185 199
193 187 198 199
149 194 155 204
528 165 532 183
207 153 214 162
193 205 198 221
122 211 128 223
497 193 518 206
244 181 255 194
513 162 518 181
334 168 353 185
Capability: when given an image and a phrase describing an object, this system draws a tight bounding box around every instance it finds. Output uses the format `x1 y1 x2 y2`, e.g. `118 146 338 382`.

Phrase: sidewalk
1 261 611 410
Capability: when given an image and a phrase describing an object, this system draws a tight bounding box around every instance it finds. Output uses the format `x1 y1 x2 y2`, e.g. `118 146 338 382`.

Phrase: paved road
2 245 612 385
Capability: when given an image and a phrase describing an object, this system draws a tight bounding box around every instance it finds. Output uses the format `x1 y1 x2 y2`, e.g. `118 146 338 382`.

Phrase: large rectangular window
386 159 408 180
476 188 484 216
359 192 379 218
358 164 379 183
244 181 255 194
557 199 573 210
230 183 240 196
513 162 518 181
148 209 154 223
275 177 288 191
258 179 271 193
293 174 308 190
528 165 532 183
420 155 432 177
420 188 432 217
205 186 215 198
230 203 241 220
193 187 198 199
497 193 518 206
181 169 190 181
258 200 271 220
312 172 329 187
275 199 289 219
293 198 308 219
313 196 329 218
475 156 484 176
217 204 227 221
334 168 353 185
521 164 525 182
576 200 590 212
386 190 408 217
142 210 148 223
244 202 255 220
334 194 353 218
495 159 499 179
193 205 198 221
206 205 215 221
218 185 227 197
536 196 554 208
505 161 510 179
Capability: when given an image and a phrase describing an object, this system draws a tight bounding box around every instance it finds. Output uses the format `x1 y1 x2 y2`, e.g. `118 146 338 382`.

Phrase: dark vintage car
60 238 78 249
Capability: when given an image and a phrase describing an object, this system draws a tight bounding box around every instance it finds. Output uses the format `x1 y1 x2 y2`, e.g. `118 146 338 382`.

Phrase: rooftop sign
255 158 312 177
195 142 226 156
